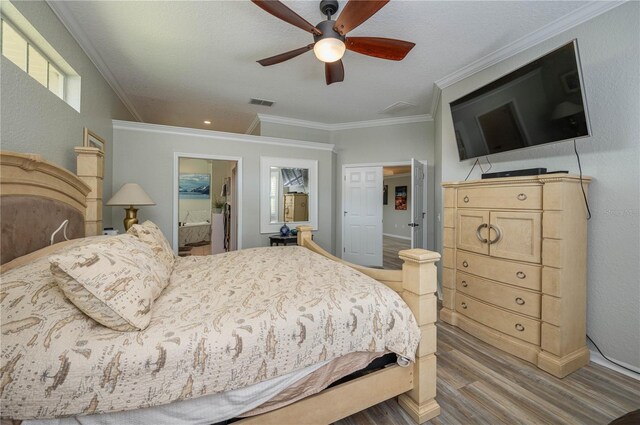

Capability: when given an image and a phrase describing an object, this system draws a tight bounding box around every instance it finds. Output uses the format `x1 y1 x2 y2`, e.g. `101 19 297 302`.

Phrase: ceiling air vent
380 101 416 115
250 98 275 107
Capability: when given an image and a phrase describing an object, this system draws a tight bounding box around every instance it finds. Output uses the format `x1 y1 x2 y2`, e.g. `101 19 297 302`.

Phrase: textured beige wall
0 1 135 227
435 3 640 368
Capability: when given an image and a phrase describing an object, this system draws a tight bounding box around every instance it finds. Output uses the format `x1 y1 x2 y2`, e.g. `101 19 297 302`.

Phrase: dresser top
442 173 591 188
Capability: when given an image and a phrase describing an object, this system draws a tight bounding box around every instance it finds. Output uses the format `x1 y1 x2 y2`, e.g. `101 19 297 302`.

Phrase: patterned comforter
1 242 420 419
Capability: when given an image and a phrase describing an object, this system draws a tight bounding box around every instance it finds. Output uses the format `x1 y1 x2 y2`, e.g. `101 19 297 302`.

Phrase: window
1 18 65 100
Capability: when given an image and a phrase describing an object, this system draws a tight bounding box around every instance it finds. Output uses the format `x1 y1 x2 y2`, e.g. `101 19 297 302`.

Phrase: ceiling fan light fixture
313 37 346 63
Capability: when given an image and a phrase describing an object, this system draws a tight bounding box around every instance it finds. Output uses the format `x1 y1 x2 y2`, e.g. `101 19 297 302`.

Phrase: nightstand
269 235 298 246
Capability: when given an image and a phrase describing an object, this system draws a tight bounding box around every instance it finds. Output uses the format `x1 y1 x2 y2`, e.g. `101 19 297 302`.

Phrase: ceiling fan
252 0 415 85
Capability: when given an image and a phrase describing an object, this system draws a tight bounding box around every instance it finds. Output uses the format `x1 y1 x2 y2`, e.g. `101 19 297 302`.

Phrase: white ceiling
50 0 598 134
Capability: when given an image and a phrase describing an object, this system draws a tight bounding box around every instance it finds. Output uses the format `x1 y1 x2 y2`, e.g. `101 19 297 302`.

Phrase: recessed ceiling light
204 120 211 125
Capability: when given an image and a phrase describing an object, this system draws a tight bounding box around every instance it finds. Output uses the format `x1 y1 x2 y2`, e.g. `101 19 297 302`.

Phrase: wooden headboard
0 151 95 264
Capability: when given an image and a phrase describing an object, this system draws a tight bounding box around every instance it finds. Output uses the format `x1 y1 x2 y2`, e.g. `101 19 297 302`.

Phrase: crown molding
330 114 433 130
258 114 333 131
113 120 336 152
46 1 144 122
430 83 442 119
434 1 625 92
245 115 261 135
257 113 432 132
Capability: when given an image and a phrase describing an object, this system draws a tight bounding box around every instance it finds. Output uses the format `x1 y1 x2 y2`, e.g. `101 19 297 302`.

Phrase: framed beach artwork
179 174 211 199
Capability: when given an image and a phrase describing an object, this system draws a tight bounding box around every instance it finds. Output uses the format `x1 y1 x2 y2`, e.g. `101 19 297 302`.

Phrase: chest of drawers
441 174 591 378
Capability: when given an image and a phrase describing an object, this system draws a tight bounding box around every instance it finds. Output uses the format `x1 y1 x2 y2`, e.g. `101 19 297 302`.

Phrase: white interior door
343 166 383 267
410 158 425 249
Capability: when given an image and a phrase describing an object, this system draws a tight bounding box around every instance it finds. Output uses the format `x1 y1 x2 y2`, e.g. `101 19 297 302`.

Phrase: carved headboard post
75 147 103 236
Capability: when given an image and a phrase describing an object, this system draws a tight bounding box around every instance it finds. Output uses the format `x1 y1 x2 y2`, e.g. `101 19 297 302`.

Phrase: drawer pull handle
515 297 525 305
463 195 470 203
476 223 488 243
461 302 468 309
461 280 468 287
516 271 526 279
515 323 525 332
517 193 527 201
488 224 502 244
462 260 469 268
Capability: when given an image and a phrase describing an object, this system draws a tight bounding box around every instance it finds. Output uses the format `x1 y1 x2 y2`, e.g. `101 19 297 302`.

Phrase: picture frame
560 70 580 94
383 185 388 205
179 173 211 200
83 128 106 152
395 186 407 211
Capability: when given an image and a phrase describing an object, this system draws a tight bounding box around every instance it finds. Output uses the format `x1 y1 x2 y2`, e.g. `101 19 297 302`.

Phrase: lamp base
123 206 139 231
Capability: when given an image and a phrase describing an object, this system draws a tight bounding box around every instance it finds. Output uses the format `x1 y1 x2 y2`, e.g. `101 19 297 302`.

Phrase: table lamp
107 183 155 231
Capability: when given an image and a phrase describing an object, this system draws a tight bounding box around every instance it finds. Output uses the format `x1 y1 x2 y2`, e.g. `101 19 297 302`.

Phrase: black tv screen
450 40 591 161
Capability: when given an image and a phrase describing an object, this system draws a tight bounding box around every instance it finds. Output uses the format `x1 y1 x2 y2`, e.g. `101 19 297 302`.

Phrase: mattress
22 352 388 425
1 242 420 420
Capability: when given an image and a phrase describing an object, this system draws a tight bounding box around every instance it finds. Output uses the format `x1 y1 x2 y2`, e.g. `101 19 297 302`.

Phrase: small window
28 45 48 87
48 64 64 99
1 19 27 71
1 18 66 101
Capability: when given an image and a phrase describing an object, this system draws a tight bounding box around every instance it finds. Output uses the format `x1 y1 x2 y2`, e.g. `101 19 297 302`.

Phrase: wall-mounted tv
450 40 591 161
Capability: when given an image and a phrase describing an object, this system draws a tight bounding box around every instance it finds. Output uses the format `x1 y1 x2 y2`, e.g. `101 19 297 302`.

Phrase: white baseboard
589 349 640 380
383 233 411 241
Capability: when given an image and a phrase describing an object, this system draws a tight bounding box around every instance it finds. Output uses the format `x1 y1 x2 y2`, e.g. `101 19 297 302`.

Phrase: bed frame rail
295 225 441 424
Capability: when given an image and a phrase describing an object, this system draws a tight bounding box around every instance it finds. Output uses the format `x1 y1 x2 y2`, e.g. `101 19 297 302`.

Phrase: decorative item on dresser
440 173 591 378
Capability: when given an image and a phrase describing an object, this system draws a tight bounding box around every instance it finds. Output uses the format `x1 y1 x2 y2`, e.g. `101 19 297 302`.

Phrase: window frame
1 17 66 100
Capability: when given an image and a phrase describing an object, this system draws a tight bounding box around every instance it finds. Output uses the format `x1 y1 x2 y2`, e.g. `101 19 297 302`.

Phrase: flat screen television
450 40 591 161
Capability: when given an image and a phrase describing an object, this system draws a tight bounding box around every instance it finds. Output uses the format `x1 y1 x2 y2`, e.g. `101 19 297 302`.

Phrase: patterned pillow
127 220 175 274
49 234 168 331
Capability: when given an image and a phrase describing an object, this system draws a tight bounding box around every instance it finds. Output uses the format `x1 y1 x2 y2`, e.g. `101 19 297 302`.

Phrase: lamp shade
551 101 584 120
107 183 155 206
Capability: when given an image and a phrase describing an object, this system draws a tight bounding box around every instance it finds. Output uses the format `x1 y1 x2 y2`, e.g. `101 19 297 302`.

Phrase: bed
0 150 440 424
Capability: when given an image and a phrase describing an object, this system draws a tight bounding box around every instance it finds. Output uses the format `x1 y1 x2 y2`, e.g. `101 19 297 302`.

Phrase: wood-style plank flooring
383 236 411 270
335 320 640 425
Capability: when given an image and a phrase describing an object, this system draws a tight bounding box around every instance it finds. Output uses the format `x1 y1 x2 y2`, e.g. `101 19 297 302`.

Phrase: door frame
341 160 427 259
173 152 243 252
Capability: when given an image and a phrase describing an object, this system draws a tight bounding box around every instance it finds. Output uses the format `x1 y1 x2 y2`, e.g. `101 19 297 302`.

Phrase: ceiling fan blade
325 60 345 85
334 0 389 36
257 44 314 66
252 0 321 35
346 37 415 61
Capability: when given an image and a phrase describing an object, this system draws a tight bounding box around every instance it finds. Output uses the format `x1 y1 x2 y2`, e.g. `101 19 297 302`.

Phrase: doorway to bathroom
173 153 242 256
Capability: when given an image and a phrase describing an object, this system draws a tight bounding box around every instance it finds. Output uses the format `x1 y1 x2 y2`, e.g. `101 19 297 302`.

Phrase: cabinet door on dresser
457 210 490 255
489 211 541 263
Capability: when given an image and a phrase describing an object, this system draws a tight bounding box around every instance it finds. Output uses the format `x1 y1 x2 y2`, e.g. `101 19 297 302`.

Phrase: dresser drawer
456 272 541 318
456 251 541 291
457 185 542 210
456 293 540 345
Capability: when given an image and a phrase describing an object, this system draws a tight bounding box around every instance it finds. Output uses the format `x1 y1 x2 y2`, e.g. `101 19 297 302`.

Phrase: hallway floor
383 235 411 269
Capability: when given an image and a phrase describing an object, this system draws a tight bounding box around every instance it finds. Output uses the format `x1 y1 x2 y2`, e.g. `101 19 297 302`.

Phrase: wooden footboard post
397 249 441 424
297 225 313 246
